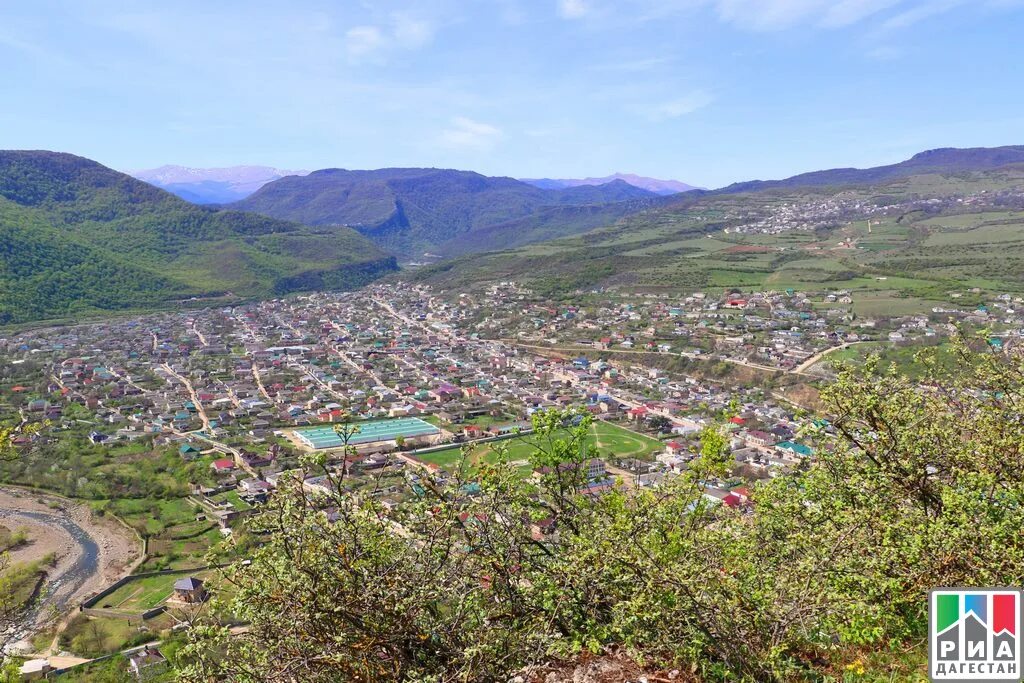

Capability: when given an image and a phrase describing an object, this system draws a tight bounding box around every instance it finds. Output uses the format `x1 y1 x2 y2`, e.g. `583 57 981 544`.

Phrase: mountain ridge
0 151 395 324
521 173 700 195
230 167 661 257
412 145 1024 296
715 145 1024 194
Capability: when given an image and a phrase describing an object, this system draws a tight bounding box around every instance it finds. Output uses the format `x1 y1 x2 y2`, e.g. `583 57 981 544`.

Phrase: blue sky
1 0 1023 188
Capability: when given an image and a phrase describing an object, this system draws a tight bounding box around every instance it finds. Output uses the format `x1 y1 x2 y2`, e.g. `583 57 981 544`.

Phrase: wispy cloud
820 0 905 27
345 12 436 62
346 25 385 59
590 56 674 72
646 91 714 121
653 0 997 32
439 117 503 151
712 0 899 31
558 0 590 19
391 12 436 49
879 0 964 30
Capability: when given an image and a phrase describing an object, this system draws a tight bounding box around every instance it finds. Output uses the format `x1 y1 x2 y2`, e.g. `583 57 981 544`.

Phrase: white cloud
686 0 970 31
345 13 436 61
558 0 590 19
346 25 384 59
820 0 905 27
391 12 435 50
647 91 714 121
439 117 503 151
713 0 826 30
879 0 964 30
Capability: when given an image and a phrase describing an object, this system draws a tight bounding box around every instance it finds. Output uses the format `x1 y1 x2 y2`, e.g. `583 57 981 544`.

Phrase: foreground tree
178 337 1024 681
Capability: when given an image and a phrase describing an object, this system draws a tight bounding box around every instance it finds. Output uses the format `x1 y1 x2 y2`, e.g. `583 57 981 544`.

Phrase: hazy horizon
3 1 1024 187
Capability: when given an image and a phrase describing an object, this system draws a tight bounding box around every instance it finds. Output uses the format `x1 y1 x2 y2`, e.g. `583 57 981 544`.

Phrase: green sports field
414 420 664 473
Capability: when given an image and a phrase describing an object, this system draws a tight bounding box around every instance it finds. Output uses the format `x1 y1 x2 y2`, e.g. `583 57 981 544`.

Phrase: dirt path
793 340 873 373
0 488 141 652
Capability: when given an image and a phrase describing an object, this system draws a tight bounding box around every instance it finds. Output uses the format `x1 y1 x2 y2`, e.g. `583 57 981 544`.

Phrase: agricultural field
99 575 181 612
101 497 227 572
812 339 958 378
415 167 1024 309
98 569 214 612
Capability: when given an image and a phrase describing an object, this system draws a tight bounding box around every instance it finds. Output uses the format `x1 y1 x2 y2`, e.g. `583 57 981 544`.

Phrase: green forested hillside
0 151 396 324
230 167 665 256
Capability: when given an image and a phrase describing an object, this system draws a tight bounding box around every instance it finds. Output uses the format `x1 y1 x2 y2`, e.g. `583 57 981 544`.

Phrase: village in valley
1 276 1022 678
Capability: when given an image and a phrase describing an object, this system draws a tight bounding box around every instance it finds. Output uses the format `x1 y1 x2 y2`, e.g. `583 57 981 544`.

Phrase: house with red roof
211 458 236 474
627 406 649 421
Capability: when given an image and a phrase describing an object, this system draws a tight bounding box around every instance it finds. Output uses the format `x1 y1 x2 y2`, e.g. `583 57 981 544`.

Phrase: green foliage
0 433 203 500
0 151 396 324
178 343 1024 681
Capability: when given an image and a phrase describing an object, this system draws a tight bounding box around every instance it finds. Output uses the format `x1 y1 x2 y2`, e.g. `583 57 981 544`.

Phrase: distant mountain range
230 168 669 257
521 173 700 195
5 145 1024 324
132 165 308 204
0 152 393 324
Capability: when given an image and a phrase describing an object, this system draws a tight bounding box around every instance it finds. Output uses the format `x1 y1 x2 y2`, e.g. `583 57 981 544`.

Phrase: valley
1 145 1024 679
5 0 1024 677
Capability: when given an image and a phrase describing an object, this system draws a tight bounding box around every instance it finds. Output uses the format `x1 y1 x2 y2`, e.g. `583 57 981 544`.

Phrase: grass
99 570 213 612
0 558 48 615
100 575 176 612
820 340 957 378
108 497 200 537
60 611 174 658
0 523 28 552
416 421 664 474
850 292 946 317
924 222 1024 246
102 497 228 572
